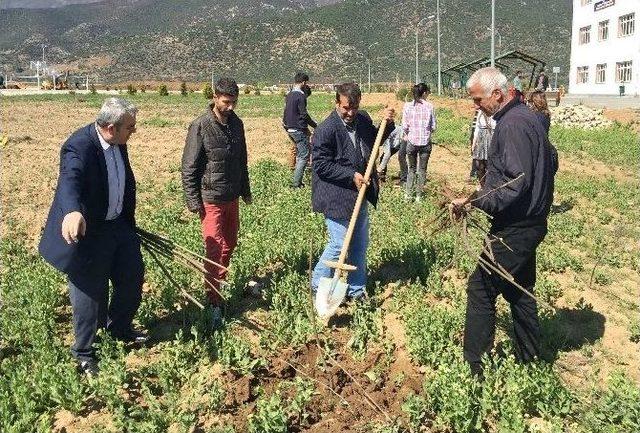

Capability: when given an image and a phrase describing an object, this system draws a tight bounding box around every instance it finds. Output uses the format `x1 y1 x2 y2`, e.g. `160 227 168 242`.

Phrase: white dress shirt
95 124 125 220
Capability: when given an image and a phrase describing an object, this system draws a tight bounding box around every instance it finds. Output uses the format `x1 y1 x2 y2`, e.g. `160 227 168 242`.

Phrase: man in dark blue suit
39 98 145 376
311 82 395 300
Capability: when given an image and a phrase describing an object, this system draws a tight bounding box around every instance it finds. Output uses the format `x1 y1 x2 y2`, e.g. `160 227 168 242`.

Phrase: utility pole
415 16 433 84
415 29 419 84
42 44 47 64
366 41 378 93
487 27 502 57
490 0 495 67
36 62 41 90
436 0 442 95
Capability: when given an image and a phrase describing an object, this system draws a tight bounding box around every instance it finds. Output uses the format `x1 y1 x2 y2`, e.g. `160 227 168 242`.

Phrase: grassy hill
0 0 572 85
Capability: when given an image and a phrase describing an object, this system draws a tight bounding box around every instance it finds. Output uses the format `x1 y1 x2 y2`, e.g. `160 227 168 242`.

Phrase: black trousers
406 143 431 196
67 217 144 362
464 222 547 375
397 140 408 182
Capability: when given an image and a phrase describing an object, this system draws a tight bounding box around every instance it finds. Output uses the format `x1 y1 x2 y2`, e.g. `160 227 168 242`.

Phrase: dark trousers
406 143 431 196
469 159 479 178
397 140 408 182
464 222 547 375
288 130 310 187
67 218 144 362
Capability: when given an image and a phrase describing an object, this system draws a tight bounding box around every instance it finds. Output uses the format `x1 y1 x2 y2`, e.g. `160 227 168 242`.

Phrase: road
561 94 640 109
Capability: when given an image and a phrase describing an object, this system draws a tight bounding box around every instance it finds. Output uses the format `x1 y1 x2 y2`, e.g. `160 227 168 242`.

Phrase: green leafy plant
248 392 288 433
348 297 381 359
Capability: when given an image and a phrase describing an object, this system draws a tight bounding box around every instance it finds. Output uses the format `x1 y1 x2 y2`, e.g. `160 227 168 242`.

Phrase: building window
598 20 609 41
577 66 589 84
580 0 592 5
596 64 607 83
616 61 632 82
619 13 635 37
579 25 591 44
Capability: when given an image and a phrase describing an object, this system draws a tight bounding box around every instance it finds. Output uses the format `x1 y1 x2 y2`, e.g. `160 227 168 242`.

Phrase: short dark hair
335 82 361 106
215 77 239 97
294 72 310 84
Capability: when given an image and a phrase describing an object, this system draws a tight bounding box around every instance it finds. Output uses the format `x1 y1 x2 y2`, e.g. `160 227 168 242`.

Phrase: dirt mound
551 104 614 129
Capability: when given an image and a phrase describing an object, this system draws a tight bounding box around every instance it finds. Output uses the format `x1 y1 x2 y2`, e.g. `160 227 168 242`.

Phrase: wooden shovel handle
333 117 389 278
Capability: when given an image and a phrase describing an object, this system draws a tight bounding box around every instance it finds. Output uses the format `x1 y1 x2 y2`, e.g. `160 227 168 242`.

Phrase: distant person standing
535 70 549 92
181 77 252 328
377 123 406 182
470 109 496 185
512 70 525 101
512 70 524 92
283 72 317 188
527 91 551 135
402 83 436 202
39 98 146 376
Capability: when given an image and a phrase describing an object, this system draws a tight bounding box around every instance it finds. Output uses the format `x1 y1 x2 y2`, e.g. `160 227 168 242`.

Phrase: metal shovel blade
315 275 348 319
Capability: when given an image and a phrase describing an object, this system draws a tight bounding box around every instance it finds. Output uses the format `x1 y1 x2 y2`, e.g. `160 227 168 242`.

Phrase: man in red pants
181 77 252 327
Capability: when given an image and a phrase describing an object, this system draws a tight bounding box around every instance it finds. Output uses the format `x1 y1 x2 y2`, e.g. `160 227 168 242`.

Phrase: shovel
315 117 389 319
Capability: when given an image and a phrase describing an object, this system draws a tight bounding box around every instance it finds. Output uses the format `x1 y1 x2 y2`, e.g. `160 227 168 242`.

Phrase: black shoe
111 328 149 344
289 183 305 189
78 359 99 377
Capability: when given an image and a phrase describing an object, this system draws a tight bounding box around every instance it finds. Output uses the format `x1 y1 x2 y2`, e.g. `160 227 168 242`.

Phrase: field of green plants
1 92 639 433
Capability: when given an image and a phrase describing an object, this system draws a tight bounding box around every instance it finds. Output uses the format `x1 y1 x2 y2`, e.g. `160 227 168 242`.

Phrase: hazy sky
1 0 106 9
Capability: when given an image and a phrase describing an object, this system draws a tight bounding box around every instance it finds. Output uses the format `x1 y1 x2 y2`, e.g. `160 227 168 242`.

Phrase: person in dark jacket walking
535 70 549 92
311 82 395 300
451 67 558 376
283 72 317 188
181 78 252 327
39 97 146 376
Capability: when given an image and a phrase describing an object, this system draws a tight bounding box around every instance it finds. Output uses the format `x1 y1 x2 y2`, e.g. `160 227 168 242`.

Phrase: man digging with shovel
311 82 395 318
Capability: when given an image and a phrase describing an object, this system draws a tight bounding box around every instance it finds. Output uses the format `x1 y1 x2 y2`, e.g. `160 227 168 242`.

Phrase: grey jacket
181 106 251 211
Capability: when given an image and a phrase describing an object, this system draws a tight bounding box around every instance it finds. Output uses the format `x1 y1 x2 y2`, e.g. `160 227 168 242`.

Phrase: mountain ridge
0 0 572 85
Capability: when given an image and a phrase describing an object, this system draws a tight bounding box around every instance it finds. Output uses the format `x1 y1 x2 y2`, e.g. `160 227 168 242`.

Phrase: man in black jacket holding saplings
451 67 558 376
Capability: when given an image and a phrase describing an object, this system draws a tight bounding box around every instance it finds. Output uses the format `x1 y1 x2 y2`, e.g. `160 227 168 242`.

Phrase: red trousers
200 200 239 305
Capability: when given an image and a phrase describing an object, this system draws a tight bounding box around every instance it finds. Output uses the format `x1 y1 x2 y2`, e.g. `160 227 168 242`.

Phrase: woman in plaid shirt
402 83 437 201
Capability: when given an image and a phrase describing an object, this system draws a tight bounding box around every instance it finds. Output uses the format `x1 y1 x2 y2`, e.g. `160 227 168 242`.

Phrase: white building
569 0 640 96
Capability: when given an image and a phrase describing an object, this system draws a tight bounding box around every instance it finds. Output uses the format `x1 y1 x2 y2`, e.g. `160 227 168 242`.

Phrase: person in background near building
311 82 395 300
527 90 551 135
535 69 549 92
512 70 525 101
377 123 406 182
470 108 496 185
451 67 558 377
181 77 252 328
402 83 436 202
39 98 146 377
283 72 317 188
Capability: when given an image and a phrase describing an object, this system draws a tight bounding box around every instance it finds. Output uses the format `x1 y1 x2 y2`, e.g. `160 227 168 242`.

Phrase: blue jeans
311 206 369 298
289 130 310 187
